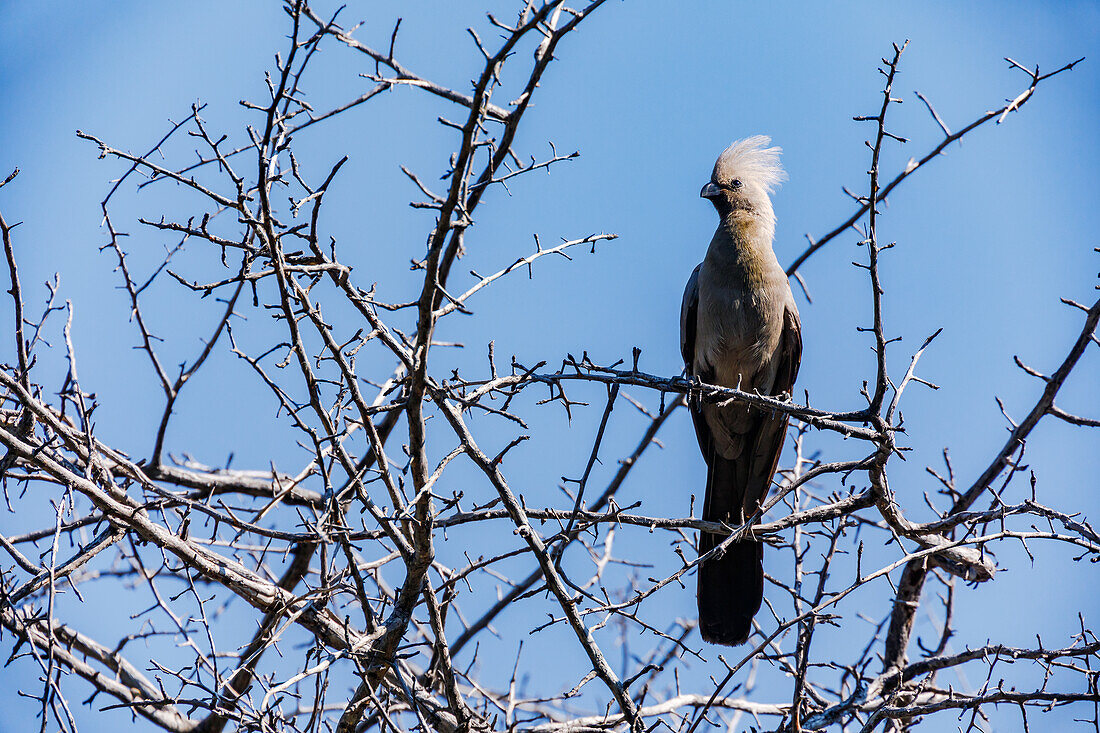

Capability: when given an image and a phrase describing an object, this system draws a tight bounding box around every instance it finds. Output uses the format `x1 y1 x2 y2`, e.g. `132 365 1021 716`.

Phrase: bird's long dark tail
697 455 764 646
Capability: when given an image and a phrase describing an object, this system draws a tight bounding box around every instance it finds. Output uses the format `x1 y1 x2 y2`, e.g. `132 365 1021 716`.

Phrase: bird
680 136 802 646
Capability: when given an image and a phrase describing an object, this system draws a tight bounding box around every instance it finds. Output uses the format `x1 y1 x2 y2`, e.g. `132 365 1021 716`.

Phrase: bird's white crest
713 135 786 194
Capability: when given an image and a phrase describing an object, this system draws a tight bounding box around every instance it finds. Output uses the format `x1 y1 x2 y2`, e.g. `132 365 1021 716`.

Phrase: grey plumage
680 136 802 646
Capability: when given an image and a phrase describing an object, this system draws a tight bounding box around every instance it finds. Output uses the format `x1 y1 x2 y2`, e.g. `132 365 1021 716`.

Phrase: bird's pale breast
694 257 793 461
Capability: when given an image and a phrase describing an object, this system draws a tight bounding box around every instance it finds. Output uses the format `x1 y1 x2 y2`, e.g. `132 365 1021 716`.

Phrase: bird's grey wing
740 305 803 519
680 264 701 371
773 306 802 399
680 264 713 457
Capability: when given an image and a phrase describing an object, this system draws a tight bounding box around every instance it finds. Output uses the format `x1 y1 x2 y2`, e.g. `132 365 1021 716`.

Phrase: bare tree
1 3 1097 732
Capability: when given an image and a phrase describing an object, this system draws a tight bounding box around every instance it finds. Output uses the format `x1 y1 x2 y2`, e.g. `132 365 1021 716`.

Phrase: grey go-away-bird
680 136 802 646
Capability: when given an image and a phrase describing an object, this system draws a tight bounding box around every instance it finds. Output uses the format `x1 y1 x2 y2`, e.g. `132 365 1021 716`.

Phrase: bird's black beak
700 182 721 199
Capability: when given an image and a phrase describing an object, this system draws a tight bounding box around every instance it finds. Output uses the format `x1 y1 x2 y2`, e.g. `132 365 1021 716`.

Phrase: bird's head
701 135 786 241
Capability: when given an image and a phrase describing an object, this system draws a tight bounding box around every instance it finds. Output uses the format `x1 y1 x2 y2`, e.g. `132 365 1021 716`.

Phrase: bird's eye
730 179 743 190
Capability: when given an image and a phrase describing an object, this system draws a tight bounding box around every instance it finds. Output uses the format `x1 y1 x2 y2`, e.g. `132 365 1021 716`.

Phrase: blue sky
1 1 1098 730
